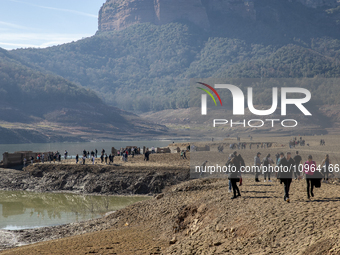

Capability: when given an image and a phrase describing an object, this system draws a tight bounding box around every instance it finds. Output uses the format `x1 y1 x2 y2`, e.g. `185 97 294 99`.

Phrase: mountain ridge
7 0 340 137
98 0 339 32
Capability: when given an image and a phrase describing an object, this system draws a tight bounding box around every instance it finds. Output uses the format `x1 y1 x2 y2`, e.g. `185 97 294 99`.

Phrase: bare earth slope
2 177 340 255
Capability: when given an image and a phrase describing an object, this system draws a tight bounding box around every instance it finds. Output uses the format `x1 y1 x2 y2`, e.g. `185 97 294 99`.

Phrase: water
0 140 188 161
0 191 149 230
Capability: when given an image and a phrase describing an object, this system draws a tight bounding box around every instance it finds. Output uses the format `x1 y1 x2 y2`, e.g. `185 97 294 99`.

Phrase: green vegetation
9 0 340 112
0 49 101 119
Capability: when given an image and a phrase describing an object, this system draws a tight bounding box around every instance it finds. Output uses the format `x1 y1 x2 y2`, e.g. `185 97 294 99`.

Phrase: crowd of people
76 148 137 165
24 145 183 166
24 151 65 167
227 150 332 202
289 137 306 148
229 142 273 150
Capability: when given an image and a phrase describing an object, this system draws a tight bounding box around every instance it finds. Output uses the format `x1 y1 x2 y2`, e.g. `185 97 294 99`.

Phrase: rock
98 0 209 32
0 164 189 195
169 237 177 245
98 0 339 34
155 193 164 199
294 0 337 8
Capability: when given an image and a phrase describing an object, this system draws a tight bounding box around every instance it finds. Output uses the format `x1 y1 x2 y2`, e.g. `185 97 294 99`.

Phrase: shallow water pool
0 191 149 230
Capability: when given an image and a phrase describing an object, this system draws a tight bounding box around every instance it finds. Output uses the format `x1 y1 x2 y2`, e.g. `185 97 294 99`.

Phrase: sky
0 0 106 50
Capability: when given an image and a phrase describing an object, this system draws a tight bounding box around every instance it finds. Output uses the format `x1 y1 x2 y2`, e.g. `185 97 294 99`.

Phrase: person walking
226 154 233 193
263 154 274 182
293 151 302 180
276 152 284 179
254 152 261 182
125 150 128 162
275 153 280 165
304 155 316 200
227 154 241 199
76 154 79 164
320 154 331 182
180 150 184 159
234 151 244 186
278 152 295 203
144 149 150 161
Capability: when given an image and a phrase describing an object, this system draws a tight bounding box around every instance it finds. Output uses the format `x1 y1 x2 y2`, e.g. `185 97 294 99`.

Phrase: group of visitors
75 148 117 165
228 151 331 202
229 142 273 150
289 137 306 148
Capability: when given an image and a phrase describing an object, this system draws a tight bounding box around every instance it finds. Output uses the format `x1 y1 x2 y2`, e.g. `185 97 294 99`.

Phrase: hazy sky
0 0 106 50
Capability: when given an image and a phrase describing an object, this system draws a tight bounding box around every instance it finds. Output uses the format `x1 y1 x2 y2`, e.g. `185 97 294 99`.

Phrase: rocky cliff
295 0 337 8
98 0 338 32
98 0 256 32
98 0 210 31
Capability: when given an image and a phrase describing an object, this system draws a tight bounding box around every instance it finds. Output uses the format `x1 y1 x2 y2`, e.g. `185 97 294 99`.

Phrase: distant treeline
7 2 340 112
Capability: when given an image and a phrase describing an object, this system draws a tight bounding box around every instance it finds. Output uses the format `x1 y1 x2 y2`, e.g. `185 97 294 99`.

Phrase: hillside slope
0 48 168 143
11 0 340 113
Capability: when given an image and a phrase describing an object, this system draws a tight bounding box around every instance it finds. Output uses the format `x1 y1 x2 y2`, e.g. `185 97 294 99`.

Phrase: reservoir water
0 140 188 161
0 191 149 230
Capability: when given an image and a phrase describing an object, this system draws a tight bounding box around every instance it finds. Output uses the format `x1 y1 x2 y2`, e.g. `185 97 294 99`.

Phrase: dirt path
2 177 340 255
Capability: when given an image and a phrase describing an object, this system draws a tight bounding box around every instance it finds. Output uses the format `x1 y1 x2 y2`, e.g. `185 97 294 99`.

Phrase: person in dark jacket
293 151 302 179
254 152 262 182
278 152 295 203
227 154 241 199
144 149 150 161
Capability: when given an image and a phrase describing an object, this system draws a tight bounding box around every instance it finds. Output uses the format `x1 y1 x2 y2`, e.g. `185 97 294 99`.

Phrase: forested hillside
0 48 167 143
10 0 340 112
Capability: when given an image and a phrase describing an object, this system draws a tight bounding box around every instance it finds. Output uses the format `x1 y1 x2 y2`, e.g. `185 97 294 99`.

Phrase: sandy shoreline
2 177 340 254
2 135 340 254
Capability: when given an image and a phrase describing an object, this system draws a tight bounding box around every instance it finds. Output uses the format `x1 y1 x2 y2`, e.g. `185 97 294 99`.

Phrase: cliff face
98 0 210 32
295 0 337 8
98 0 338 32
